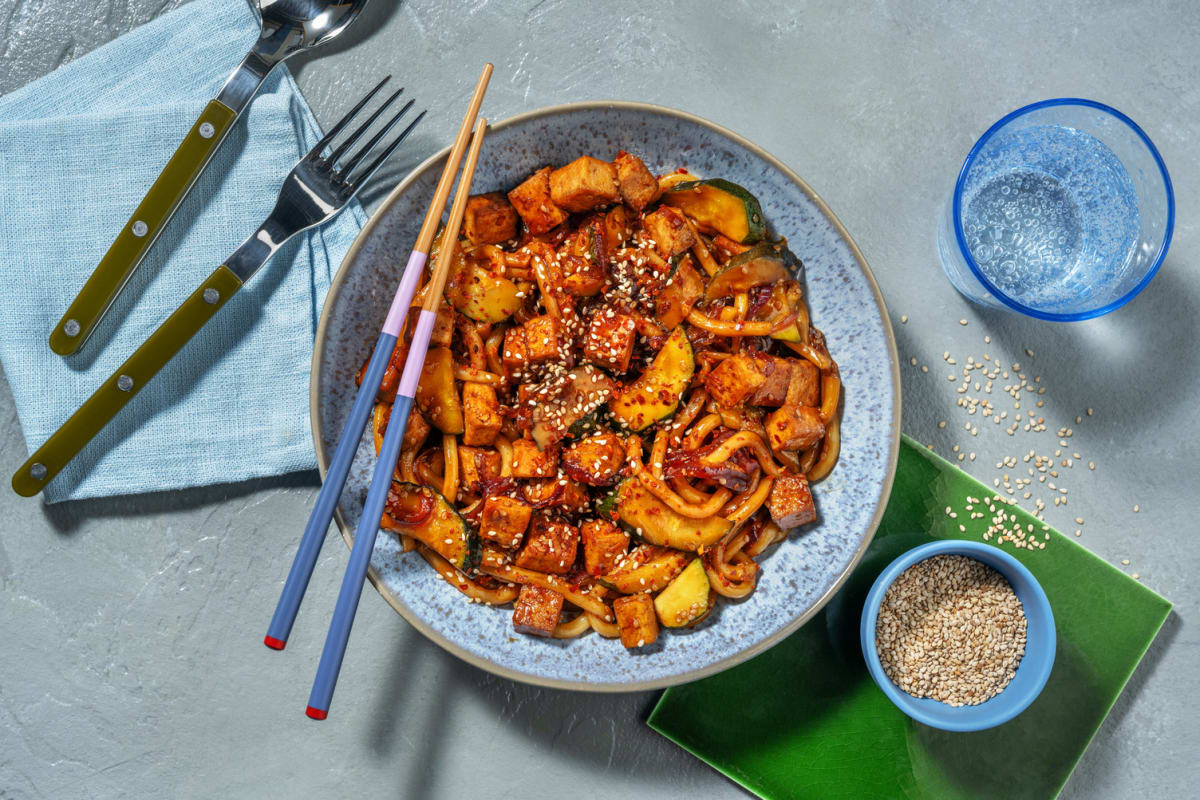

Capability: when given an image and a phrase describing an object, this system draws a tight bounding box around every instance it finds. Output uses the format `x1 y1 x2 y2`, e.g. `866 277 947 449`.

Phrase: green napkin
648 435 1171 800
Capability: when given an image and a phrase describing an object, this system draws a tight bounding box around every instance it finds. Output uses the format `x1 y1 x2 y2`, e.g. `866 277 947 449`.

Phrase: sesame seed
874 555 1026 707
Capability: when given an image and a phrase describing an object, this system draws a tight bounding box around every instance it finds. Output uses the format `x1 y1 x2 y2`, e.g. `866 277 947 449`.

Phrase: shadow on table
965 257 1197 426
364 629 685 799
40 469 319 534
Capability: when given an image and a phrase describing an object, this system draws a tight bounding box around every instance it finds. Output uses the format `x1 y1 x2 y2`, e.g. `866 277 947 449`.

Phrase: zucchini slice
598 546 690 594
663 178 765 244
382 482 480 572
608 326 694 432
655 255 707 330
416 347 464 434
448 266 522 323
704 241 802 301
614 478 732 552
653 558 712 627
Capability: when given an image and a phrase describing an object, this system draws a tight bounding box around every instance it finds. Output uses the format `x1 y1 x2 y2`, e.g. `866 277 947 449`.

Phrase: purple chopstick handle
264 249 427 651
382 251 427 337
264 331 396 650
307 392 414 719
398 310 436 398
306 306 439 718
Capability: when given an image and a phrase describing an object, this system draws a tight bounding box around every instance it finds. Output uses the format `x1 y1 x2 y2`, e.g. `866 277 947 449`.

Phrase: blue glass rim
951 97 1175 322
859 540 1056 732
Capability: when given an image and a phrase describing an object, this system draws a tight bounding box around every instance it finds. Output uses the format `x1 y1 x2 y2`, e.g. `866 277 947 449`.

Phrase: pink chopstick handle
397 309 436 399
382 250 428 337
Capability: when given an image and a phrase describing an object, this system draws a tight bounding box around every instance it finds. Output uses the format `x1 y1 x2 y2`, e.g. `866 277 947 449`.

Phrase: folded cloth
0 0 367 503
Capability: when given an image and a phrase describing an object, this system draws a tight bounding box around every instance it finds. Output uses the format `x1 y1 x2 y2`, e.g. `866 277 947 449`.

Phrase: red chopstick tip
263 635 286 650
305 705 329 720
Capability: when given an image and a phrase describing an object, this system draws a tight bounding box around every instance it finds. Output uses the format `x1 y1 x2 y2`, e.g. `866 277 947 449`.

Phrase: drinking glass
937 98 1174 321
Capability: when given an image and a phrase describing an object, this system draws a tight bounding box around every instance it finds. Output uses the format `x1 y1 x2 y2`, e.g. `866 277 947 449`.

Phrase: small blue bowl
860 540 1055 731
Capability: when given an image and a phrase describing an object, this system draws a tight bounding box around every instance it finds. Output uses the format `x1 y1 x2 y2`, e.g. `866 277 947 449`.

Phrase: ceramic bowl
312 101 900 690
860 540 1056 730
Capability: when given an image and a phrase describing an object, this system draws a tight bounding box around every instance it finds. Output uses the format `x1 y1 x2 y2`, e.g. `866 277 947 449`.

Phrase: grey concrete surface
1 1 1197 798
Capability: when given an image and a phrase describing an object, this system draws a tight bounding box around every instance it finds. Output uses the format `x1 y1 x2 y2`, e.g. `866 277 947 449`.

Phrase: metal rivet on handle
203 288 220 304
64 319 81 337
132 221 148 237
30 463 47 481
117 375 134 392
199 122 215 139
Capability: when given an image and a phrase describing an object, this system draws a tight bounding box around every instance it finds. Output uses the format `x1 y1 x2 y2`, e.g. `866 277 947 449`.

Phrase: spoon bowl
254 0 371 65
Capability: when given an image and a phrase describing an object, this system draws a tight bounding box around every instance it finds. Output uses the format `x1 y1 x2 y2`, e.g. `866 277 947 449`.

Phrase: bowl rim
311 99 902 691
859 539 1057 731
950 97 1176 322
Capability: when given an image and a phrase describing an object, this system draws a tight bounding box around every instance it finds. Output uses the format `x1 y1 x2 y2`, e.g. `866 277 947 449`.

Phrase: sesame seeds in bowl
860 540 1055 731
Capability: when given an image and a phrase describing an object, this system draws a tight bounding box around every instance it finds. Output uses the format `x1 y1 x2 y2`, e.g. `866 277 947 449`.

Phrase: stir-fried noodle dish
358 151 841 649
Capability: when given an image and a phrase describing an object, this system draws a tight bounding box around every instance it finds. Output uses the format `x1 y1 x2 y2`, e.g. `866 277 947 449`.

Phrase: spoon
48 0 370 356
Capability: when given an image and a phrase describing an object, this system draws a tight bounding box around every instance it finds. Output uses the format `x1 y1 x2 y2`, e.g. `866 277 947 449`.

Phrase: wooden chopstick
305 117 489 720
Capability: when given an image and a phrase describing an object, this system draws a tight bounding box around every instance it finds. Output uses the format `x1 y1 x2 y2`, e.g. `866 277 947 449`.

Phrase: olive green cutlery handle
14 266 244 497
49 99 239 356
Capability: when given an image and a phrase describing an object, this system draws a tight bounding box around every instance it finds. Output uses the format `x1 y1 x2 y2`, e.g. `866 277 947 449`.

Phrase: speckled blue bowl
311 102 901 690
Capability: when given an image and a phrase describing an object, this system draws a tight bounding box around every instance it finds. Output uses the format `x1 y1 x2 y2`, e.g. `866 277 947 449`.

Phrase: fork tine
309 76 390 159
339 99 416 182
347 110 427 192
327 88 405 166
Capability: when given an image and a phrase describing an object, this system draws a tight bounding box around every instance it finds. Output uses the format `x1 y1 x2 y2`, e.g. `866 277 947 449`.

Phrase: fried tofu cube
522 477 590 513
768 473 817 530
582 311 637 373
462 382 502 446
747 356 792 407
401 409 431 452
643 205 697 257
581 519 630 576
511 437 559 478
549 156 621 213
523 314 562 363
613 594 659 648
704 353 767 408
613 150 660 211
480 495 532 549
515 515 580 574
502 326 529 376
463 192 518 245
562 253 608 297
765 404 826 452
562 432 626 486
458 446 502 495
507 167 569 235
784 358 820 408
512 584 564 637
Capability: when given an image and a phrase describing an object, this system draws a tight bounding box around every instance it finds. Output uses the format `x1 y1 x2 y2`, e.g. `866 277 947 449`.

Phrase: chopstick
305 117 489 720
263 64 493 651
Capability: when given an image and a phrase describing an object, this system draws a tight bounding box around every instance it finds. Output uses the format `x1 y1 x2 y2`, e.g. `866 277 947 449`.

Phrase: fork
11 78 425 498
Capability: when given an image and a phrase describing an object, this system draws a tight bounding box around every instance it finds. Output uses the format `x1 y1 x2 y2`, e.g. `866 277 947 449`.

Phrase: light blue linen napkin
0 0 367 503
